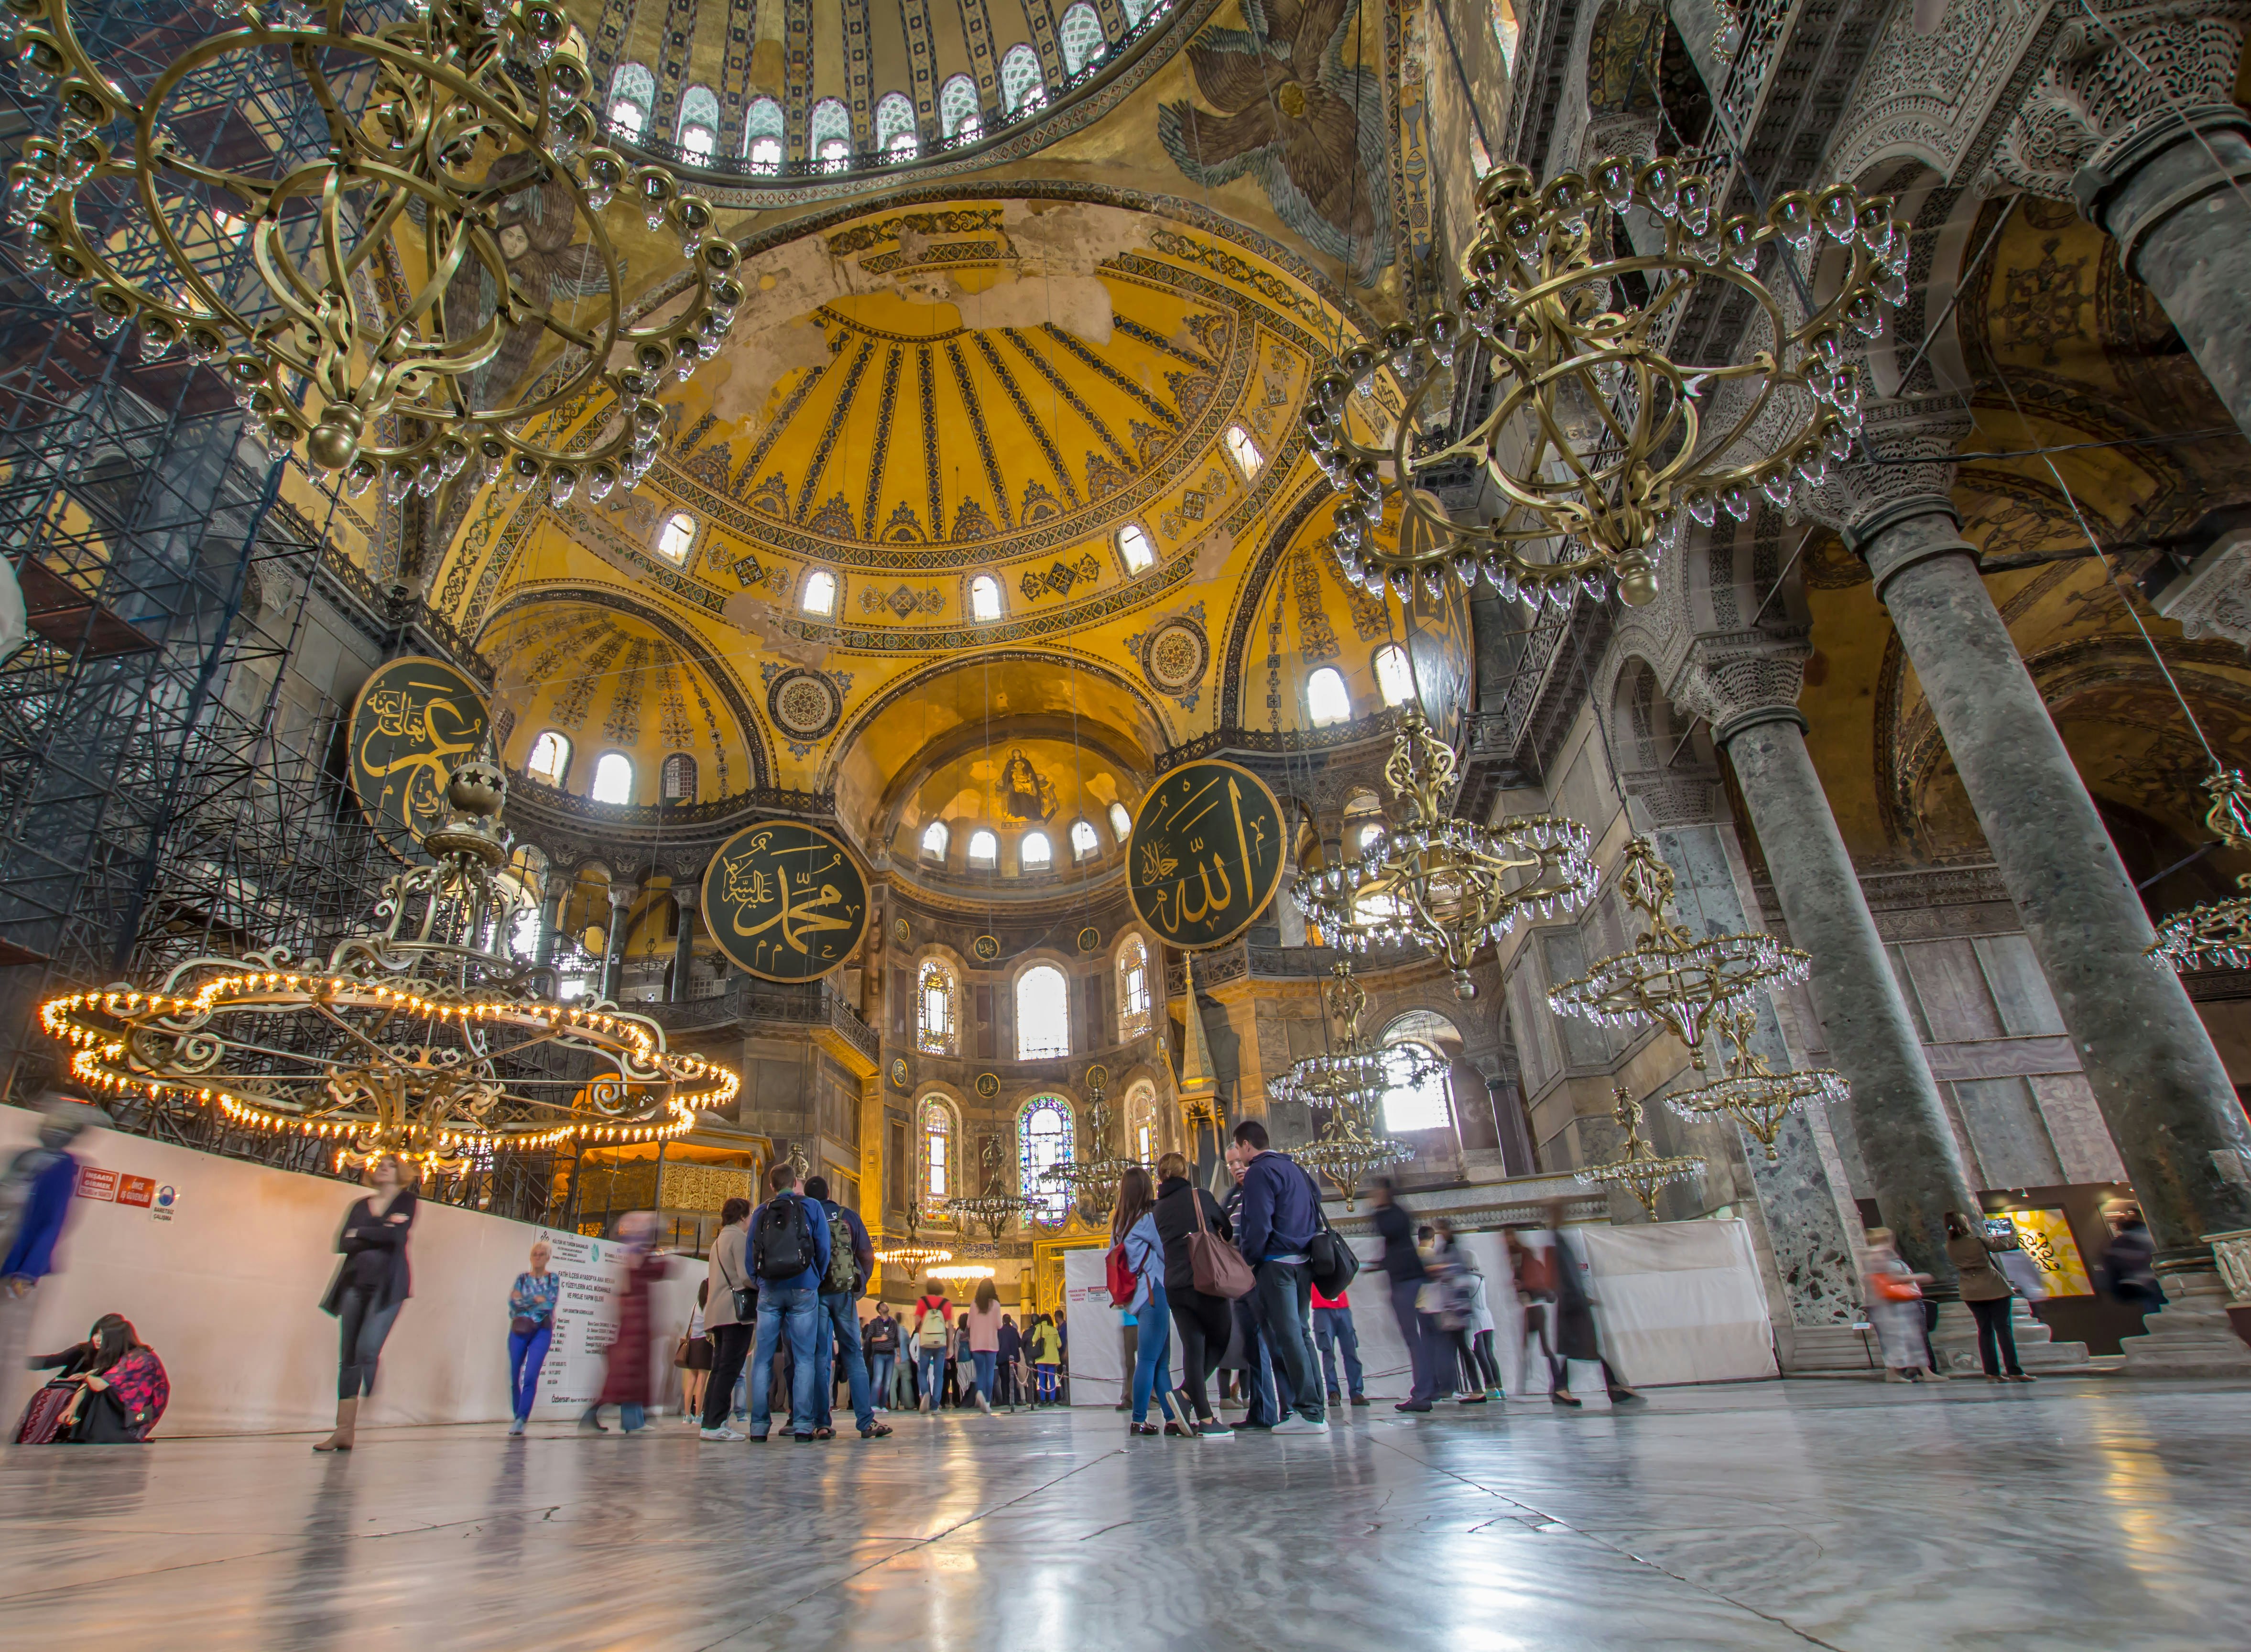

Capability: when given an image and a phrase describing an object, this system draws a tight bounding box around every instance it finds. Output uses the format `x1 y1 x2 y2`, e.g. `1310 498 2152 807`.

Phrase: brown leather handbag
1186 1185 1255 1300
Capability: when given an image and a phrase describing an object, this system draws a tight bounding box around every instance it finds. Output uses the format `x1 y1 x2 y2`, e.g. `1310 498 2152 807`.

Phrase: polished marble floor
4 1379 2247 1650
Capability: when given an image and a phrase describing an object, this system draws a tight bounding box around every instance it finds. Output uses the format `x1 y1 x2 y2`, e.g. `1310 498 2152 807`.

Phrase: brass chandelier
1664 1008 1846 1160
1575 1087 1705 1217
1268 961 1439 1113
1054 1068 1140 1223
8 0 740 495
41 753 738 1174
1294 1095 1412 1213
1290 706 1597 999
872 1205 952 1276
1305 155 1907 607
2149 770 2251 971
1547 837 1809 1068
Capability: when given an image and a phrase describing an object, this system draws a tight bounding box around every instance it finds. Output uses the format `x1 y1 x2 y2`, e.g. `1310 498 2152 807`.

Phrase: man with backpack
910 1282 953 1412
803 1175 890 1440
743 1160 831 1442
1230 1119 1328 1434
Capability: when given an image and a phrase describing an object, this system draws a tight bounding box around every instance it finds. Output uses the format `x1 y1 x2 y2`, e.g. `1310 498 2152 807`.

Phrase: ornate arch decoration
475 584 774 792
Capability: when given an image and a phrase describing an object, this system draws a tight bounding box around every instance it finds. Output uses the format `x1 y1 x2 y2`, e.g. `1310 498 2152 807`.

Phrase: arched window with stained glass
917 958 958 1055
1000 44 1045 113
1059 3 1107 74
1018 1095 1075 1225
920 1095 958 1215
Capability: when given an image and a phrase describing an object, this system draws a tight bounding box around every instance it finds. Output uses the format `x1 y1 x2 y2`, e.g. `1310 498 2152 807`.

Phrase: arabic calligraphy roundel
700 820 870 983
348 655 490 853
1127 759 1286 949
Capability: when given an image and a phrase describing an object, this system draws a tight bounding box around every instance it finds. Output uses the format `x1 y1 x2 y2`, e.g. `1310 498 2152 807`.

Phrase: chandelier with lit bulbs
1291 706 1596 998
872 1205 952 1277
2150 770 2251 971
1664 1008 1846 1160
7 0 740 500
1304 155 1907 608
1575 1087 1705 1217
41 754 737 1174
1547 837 1809 1067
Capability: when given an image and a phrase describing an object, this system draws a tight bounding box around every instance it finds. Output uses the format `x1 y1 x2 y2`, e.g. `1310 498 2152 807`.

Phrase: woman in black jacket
315 1154 417 1451
1150 1152 1236 1438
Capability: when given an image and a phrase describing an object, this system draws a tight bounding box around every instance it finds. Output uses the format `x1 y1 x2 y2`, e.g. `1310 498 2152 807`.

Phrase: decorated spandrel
701 821 870 982
348 656 489 849
1127 759 1286 949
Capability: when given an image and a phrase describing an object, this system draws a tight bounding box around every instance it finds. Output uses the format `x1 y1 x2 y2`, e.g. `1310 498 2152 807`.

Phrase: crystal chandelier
1268 962 1439 1113
1294 1099 1412 1213
1664 1008 1846 1160
41 753 737 1175
872 1205 952 1276
1055 1069 1140 1223
2150 770 2251 970
1575 1087 1706 1217
1290 706 1597 999
1547 837 1809 1068
1304 154 1906 607
8 0 740 496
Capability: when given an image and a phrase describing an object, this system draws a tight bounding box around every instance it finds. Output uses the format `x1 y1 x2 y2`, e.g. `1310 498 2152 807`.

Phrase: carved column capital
1991 0 2251 199
1674 633 1815 746
2152 530 2251 646
1801 399 1974 534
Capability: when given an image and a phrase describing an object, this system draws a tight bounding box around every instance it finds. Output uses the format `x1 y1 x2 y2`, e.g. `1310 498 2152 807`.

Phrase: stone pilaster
669 883 696 1002
601 883 637 1002
1675 641 1980 1283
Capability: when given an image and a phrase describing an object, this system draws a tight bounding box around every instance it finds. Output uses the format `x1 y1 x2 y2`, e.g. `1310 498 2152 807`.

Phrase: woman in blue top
507 1239 560 1435
1114 1166 1179 1436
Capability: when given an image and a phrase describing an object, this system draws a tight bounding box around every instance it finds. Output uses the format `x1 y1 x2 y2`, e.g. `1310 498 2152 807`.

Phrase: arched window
921 1095 957 1214
1108 801 1132 842
1018 1095 1075 1223
809 98 851 167
1059 2 1107 73
1125 1080 1159 1164
1116 934 1151 1039
1224 424 1263 478
1016 965 1069 1059
939 74 981 139
677 84 719 159
1070 819 1099 861
968 829 999 868
1381 1014 1457 1133
526 729 571 786
1020 831 1052 870
608 63 654 139
657 510 696 562
917 959 958 1054
1117 522 1154 573
1374 643 1414 707
661 752 696 803
921 819 949 860
875 92 918 156
969 574 1003 621
591 751 633 804
742 98 784 168
1000 44 1045 113
801 568 837 615
1356 821 1385 853
1307 665 1351 728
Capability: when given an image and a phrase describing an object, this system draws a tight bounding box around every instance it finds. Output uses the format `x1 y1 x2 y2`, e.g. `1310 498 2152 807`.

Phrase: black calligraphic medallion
348 655 490 852
701 820 870 982
1127 759 1286 949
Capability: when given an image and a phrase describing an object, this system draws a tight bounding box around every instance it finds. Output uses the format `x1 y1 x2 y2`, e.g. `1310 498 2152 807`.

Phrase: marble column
1997 5 2251 439
668 884 696 1002
1849 497 2251 1371
601 883 637 1002
1676 649 1977 1281
534 876 569 971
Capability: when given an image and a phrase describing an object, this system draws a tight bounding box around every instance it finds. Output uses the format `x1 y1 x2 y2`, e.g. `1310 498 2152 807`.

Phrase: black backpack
751 1193 818 1282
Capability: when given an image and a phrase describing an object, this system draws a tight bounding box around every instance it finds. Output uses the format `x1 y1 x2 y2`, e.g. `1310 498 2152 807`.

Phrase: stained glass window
1117 935 1152 1039
1125 1080 1159 1164
922 1096 955 1211
743 98 783 168
940 74 981 139
1018 1095 1074 1224
1060 3 1106 73
1016 965 1070 1059
1001 44 1045 113
876 93 918 155
918 960 957 1054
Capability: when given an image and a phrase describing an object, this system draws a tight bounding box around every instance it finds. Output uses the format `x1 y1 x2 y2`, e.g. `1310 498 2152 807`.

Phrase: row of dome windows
523 734 699 804
634 430 1258 622
607 1 1145 167
919 802 1133 872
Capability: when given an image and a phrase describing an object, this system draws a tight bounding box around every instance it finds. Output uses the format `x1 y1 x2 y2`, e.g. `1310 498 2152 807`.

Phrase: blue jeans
1132 1282 1174 1424
748 1283 822 1437
507 1322 552 1421
1313 1306 1363 1400
1252 1260 1322 1422
1232 1295 1283 1424
814 1293 875 1432
918 1345 946 1407
868 1350 895 1406
1036 1363 1058 1402
971 1349 996 1401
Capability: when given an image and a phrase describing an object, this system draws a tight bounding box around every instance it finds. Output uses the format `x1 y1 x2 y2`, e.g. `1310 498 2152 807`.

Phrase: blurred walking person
315 1153 418 1451
506 1238 559 1435
1861 1227 1934 1384
1426 1219 1489 1403
583 1210 668 1434
1369 1179 1436 1413
1542 1201 1639 1406
0 1097 103 1449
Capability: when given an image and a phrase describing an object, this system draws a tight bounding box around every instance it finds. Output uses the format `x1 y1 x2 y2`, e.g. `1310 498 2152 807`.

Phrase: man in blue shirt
1 1097 104 1439
804 1175 891 1440
1231 1119 1328 1434
744 1161 831 1442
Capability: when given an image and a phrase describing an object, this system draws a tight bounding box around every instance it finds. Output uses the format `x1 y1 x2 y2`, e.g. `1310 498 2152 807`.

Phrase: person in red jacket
1310 1280 1367 1407
584 1211 671 1433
